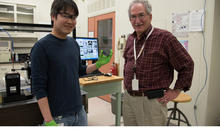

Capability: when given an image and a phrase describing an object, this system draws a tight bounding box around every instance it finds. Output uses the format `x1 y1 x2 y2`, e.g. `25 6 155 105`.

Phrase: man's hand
95 50 113 69
157 88 181 105
45 120 58 126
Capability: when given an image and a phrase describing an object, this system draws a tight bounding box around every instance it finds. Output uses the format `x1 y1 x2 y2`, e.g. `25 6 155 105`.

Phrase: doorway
88 12 115 102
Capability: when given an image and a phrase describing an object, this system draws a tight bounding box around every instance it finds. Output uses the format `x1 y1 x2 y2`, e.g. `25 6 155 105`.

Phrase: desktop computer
76 37 103 77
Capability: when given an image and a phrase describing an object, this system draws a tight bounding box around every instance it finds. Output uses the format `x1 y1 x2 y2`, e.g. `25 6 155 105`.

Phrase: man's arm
31 43 57 126
165 33 194 91
85 50 113 74
86 64 97 74
37 97 53 123
158 88 181 105
158 33 194 105
38 97 57 126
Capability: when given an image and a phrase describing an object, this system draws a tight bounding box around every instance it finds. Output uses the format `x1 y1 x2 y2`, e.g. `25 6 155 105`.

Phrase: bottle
110 62 118 76
15 53 18 62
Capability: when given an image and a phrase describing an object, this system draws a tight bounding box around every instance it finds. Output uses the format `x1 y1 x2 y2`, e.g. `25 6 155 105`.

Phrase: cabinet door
16 4 34 23
0 41 11 62
0 3 14 22
88 12 115 103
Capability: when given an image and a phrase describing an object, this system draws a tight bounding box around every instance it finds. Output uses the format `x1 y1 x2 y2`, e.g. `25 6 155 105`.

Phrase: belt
127 89 164 99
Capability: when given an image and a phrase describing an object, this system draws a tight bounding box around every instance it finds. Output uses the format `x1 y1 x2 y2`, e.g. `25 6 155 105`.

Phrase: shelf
0 22 52 32
0 32 39 38
17 5 34 15
0 11 14 14
0 3 34 24
0 17 14 22
17 11 33 16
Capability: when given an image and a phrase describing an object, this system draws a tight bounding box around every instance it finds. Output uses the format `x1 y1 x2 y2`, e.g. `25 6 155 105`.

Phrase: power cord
0 26 15 69
193 0 208 126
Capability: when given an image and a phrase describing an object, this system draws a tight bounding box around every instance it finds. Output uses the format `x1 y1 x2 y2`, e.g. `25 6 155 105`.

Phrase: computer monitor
75 37 99 61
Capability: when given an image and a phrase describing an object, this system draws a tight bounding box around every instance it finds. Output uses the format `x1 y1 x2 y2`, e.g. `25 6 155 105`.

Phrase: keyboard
80 70 104 78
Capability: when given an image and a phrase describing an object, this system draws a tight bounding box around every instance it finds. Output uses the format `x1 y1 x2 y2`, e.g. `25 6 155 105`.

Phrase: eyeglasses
130 13 147 21
59 12 77 20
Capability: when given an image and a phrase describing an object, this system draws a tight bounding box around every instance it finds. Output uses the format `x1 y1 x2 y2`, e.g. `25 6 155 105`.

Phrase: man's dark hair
50 0 79 26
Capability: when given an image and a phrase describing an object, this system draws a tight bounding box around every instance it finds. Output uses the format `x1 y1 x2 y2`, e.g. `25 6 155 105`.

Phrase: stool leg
176 108 191 126
167 109 175 126
173 102 177 120
167 102 178 126
178 109 181 126
167 102 191 126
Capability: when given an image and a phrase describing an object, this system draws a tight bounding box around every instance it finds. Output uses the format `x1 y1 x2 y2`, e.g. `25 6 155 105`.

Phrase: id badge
132 79 139 91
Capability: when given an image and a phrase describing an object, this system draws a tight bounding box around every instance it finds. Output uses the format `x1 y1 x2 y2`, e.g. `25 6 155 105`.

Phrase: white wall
34 0 54 24
75 0 88 37
205 0 220 126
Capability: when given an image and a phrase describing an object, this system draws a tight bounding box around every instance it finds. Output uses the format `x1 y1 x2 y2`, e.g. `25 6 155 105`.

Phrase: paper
132 79 139 91
88 32 94 37
179 40 188 51
172 12 189 37
189 9 204 31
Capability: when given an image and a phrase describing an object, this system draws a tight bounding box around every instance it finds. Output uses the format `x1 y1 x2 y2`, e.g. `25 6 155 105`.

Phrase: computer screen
75 37 99 60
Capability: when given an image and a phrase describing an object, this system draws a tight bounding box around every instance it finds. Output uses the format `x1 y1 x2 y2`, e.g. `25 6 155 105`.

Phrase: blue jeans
53 106 88 126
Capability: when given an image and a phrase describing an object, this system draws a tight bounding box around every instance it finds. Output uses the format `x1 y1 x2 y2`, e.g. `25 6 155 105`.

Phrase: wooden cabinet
0 99 43 126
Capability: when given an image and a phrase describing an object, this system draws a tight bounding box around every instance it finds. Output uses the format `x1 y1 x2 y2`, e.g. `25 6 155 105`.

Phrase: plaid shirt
123 25 194 92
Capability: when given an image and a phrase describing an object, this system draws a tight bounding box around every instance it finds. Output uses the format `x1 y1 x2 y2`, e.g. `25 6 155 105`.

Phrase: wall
74 0 88 37
34 0 54 24
115 0 132 77
205 0 220 126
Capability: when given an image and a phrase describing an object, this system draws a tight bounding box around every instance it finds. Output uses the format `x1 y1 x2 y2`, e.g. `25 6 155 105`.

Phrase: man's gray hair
128 0 152 18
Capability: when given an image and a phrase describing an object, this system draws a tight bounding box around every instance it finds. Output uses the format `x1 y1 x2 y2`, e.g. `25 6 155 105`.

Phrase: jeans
53 106 88 126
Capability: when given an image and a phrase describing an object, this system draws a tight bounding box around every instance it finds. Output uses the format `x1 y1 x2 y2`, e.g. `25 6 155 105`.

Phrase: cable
193 0 207 126
0 27 15 69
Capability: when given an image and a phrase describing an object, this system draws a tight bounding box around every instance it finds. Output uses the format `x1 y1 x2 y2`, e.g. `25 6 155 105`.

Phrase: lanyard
133 27 154 79
133 27 154 65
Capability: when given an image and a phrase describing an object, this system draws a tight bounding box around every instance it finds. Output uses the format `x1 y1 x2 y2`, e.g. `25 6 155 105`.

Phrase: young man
123 0 194 126
31 0 112 126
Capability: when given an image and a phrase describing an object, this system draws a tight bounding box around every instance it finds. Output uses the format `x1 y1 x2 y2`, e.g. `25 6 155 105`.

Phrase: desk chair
167 92 192 126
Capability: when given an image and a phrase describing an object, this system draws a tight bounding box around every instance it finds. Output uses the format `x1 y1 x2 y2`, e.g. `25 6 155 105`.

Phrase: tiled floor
87 97 123 126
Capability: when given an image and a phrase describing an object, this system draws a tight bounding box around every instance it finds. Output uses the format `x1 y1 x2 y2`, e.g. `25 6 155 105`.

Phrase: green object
45 120 58 126
95 49 113 69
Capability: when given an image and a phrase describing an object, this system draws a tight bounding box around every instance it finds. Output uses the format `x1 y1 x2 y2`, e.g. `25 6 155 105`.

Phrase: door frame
88 12 115 102
88 12 115 73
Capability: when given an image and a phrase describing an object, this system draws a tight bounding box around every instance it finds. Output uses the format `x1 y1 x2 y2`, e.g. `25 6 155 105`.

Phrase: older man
123 0 194 126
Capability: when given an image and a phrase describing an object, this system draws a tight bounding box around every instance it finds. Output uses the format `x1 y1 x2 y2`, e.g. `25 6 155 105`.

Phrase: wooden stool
167 92 192 126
